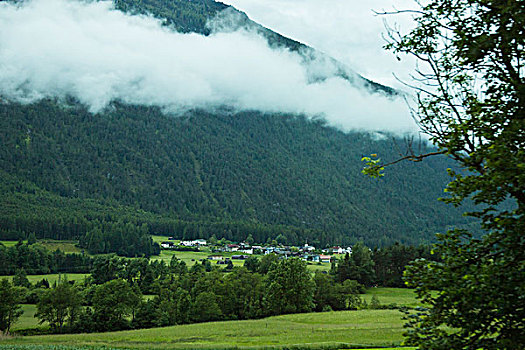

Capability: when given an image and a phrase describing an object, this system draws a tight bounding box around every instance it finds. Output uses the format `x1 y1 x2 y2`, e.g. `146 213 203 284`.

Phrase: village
159 238 353 265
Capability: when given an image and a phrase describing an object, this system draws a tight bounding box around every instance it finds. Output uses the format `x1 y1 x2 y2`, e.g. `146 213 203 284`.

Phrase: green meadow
362 288 421 308
0 240 27 247
4 288 419 349
0 274 89 285
1 240 81 253
3 310 409 349
36 240 83 254
11 305 42 331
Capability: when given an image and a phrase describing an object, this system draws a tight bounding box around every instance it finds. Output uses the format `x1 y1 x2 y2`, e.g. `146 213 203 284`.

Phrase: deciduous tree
35 281 81 332
367 0 525 348
265 258 314 315
0 279 23 334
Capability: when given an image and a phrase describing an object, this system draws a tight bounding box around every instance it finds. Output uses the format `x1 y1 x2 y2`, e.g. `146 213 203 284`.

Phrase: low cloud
0 0 418 134
221 0 418 88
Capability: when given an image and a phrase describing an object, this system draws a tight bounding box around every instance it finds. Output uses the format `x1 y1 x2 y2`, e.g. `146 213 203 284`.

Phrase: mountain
0 0 475 252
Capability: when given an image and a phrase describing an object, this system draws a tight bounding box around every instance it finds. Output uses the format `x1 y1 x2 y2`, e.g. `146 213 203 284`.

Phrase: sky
221 0 418 88
0 0 420 134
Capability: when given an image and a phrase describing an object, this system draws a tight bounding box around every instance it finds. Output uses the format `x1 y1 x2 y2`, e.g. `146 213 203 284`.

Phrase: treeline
372 243 436 287
0 213 159 258
114 0 228 35
1 99 475 248
0 242 438 334
2 255 366 334
79 221 159 257
0 241 93 275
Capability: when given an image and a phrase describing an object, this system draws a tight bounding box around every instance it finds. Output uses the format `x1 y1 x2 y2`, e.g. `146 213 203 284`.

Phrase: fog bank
0 0 418 134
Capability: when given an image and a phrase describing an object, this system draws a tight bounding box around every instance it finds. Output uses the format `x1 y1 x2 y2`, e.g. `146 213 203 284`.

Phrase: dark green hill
0 100 473 249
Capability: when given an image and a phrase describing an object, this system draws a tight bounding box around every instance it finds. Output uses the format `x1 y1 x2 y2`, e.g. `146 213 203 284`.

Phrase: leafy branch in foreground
366 0 524 348
361 150 446 178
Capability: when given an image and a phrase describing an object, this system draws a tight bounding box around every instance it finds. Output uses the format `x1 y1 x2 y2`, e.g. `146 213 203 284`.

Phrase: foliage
114 0 227 35
191 291 223 323
0 242 92 275
265 258 314 315
91 279 140 331
313 272 361 311
377 0 525 348
258 254 279 274
35 282 81 332
0 279 23 333
371 244 436 288
79 221 159 257
331 244 375 287
12 268 31 288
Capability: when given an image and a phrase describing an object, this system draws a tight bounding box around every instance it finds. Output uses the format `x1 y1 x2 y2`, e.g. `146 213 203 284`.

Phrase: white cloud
0 0 418 134
220 0 418 88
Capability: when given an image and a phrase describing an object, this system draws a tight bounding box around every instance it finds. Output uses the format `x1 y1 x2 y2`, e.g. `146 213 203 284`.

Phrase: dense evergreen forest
0 0 476 254
1 99 473 250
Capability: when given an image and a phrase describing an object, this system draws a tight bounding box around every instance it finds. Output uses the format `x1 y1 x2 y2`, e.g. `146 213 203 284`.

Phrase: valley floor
2 309 409 349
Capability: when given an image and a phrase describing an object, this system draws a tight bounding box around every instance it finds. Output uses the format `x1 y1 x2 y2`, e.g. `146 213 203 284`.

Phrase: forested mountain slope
1 100 472 247
0 0 474 251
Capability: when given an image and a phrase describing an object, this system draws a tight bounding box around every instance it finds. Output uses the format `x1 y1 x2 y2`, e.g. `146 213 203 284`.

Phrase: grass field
1 240 82 254
4 309 409 349
362 288 420 308
11 305 47 331
0 274 90 285
7 288 418 350
0 240 27 247
36 240 83 254
0 346 416 350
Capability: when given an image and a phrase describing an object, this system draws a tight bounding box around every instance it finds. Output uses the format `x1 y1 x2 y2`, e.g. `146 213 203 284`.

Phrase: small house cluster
159 237 353 264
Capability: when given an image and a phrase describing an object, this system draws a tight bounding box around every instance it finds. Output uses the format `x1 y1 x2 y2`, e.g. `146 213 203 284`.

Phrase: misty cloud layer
0 0 418 133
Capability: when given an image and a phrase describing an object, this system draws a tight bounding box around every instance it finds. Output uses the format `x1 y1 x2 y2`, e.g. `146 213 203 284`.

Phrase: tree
265 258 314 315
244 234 254 245
92 279 139 331
331 244 374 287
243 256 260 273
35 281 81 332
90 256 123 285
258 254 279 274
0 279 23 334
348 243 375 287
191 292 222 323
133 300 160 329
367 1 524 348
27 232 37 245
12 268 31 288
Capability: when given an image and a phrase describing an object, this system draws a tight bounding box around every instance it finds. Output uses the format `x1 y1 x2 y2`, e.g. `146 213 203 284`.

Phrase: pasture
36 240 83 254
1 240 81 253
0 240 27 247
3 309 409 349
11 305 43 331
0 273 89 285
362 288 420 308
6 288 419 350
